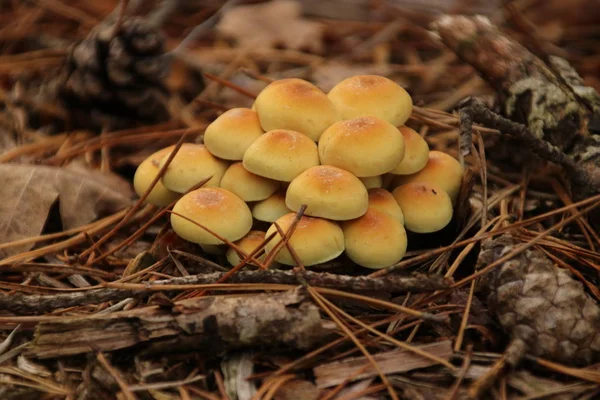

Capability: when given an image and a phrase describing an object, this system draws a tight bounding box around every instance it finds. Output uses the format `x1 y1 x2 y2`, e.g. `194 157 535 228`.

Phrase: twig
78 132 189 262
458 97 590 186
0 270 450 315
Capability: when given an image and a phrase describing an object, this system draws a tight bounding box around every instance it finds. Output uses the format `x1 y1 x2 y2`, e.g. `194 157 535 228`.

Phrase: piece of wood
28 288 334 359
313 340 453 388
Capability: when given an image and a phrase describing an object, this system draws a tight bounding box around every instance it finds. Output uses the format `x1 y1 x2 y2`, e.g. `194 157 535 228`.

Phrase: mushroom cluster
134 75 464 269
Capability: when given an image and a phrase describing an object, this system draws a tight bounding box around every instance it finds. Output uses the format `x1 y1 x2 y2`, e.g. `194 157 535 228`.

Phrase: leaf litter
0 163 132 258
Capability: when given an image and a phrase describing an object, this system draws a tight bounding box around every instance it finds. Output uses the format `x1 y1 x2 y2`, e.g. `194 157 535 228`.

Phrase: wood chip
314 340 453 388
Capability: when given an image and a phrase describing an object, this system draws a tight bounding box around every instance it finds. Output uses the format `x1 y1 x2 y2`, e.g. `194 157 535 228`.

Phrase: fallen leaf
0 164 133 258
217 0 324 53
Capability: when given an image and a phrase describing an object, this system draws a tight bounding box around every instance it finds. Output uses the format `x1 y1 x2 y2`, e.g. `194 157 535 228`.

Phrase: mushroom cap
327 75 413 126
359 175 382 189
392 182 453 233
171 188 253 245
253 78 339 141
133 145 180 207
252 190 292 223
389 126 430 175
226 230 266 267
242 129 320 182
342 208 407 269
265 213 344 266
159 143 228 193
368 188 404 224
286 165 369 220
220 162 280 202
319 116 405 177
393 150 463 202
204 108 264 160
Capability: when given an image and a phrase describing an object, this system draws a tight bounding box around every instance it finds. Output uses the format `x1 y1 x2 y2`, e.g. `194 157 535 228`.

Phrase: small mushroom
359 175 383 189
253 78 340 141
251 190 292 223
389 126 430 175
286 165 369 220
392 182 453 233
204 108 264 160
133 145 180 206
327 75 413 126
393 150 463 203
220 162 280 202
242 129 319 182
265 213 344 266
319 116 405 177
342 208 407 269
171 188 253 245
367 188 404 224
159 143 228 193
226 230 267 267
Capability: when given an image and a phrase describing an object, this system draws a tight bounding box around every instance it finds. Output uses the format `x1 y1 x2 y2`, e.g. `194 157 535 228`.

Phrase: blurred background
1 0 598 113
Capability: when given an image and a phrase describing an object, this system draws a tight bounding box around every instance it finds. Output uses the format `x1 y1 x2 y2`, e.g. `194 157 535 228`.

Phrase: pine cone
58 17 171 129
477 234 600 365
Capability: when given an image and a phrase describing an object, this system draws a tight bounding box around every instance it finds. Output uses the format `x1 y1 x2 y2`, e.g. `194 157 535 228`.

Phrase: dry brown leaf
0 164 133 258
217 0 324 53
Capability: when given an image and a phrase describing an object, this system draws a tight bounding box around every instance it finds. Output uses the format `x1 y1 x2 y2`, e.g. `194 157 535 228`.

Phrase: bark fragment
28 288 334 359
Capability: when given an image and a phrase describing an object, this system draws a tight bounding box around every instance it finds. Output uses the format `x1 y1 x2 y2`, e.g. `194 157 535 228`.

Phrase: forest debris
332 378 376 399
433 15 599 149
0 386 41 400
0 325 20 356
28 287 334 359
313 340 453 388
477 234 600 366
433 15 600 249
222 352 257 400
273 379 321 400
57 16 171 130
432 15 600 204
507 369 592 397
217 0 324 53
387 0 501 16
301 0 370 21
16 355 51 378
0 164 132 258
0 270 451 315
0 367 69 396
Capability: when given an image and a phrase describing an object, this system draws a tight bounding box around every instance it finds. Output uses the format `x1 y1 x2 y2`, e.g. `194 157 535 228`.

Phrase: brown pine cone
477 234 600 365
58 17 171 129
